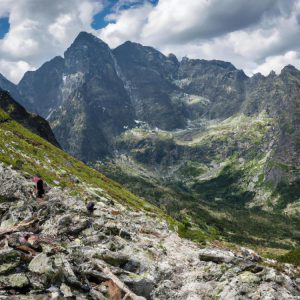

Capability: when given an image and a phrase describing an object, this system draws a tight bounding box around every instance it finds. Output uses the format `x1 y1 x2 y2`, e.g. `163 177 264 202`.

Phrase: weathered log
94 260 146 300
16 245 38 256
0 219 38 238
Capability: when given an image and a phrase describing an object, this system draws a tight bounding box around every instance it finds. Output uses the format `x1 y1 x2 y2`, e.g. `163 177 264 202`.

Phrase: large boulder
0 273 29 289
199 248 236 264
0 248 21 275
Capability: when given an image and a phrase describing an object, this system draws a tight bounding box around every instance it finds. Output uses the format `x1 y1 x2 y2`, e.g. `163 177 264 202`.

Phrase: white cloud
141 0 293 44
1 0 300 83
98 4 152 48
98 0 300 77
254 51 300 75
0 0 102 83
0 59 34 83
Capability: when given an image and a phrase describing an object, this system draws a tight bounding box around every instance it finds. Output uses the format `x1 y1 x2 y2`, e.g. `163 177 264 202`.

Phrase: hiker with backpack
32 175 45 199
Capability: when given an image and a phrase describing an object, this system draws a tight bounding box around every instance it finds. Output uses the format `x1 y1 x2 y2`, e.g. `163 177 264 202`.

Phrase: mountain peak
115 40 166 59
64 32 112 74
74 31 106 44
65 31 109 55
116 40 145 50
280 64 300 76
168 53 179 65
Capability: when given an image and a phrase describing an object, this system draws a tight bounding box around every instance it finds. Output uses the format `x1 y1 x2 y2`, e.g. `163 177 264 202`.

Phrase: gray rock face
0 164 299 299
177 57 248 119
0 248 21 275
199 248 236 263
113 41 186 130
18 56 65 116
18 32 135 161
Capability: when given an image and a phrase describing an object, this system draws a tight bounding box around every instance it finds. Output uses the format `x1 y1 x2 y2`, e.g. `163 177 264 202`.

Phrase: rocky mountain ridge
1 31 300 250
12 32 255 161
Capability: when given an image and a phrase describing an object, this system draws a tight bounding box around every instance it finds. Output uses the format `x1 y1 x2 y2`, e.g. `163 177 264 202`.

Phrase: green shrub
277 249 300 266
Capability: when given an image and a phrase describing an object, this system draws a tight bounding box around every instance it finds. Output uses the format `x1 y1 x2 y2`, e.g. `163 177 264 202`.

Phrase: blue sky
0 17 9 39
91 0 158 30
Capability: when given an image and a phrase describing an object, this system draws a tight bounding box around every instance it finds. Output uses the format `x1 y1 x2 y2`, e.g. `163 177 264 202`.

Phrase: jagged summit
167 53 179 65
71 31 108 47
114 40 175 66
280 64 300 76
64 32 112 75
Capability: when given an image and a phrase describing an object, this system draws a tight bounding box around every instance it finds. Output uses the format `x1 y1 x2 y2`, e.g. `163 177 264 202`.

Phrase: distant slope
0 89 60 147
0 73 22 103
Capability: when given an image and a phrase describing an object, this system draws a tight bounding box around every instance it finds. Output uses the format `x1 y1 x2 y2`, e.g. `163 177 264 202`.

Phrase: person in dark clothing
86 202 96 214
33 175 45 199
36 179 45 198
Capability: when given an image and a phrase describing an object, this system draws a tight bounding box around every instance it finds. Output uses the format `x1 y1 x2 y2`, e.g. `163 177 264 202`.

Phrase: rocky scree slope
1 165 300 299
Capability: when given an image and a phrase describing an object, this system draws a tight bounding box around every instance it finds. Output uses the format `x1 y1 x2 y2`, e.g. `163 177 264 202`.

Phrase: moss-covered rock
0 248 21 275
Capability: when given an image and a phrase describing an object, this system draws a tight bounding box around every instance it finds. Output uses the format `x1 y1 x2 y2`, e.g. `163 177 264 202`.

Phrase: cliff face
113 41 187 130
17 56 65 117
17 32 135 161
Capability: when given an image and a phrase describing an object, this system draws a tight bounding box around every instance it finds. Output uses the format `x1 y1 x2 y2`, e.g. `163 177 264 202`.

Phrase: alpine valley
2 31 300 257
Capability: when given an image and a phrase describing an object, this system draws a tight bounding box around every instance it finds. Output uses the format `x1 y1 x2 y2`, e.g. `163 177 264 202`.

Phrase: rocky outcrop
0 163 299 299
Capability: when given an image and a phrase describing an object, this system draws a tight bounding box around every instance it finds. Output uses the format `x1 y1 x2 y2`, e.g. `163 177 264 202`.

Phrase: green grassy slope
98 112 300 254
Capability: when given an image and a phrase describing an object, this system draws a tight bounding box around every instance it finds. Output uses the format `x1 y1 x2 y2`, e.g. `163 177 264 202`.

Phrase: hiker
86 202 96 214
33 175 45 199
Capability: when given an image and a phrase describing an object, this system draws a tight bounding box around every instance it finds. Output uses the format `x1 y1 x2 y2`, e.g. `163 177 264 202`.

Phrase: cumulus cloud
0 59 34 83
1 0 300 82
98 0 300 76
141 0 291 44
254 51 300 75
0 0 102 83
99 4 152 48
